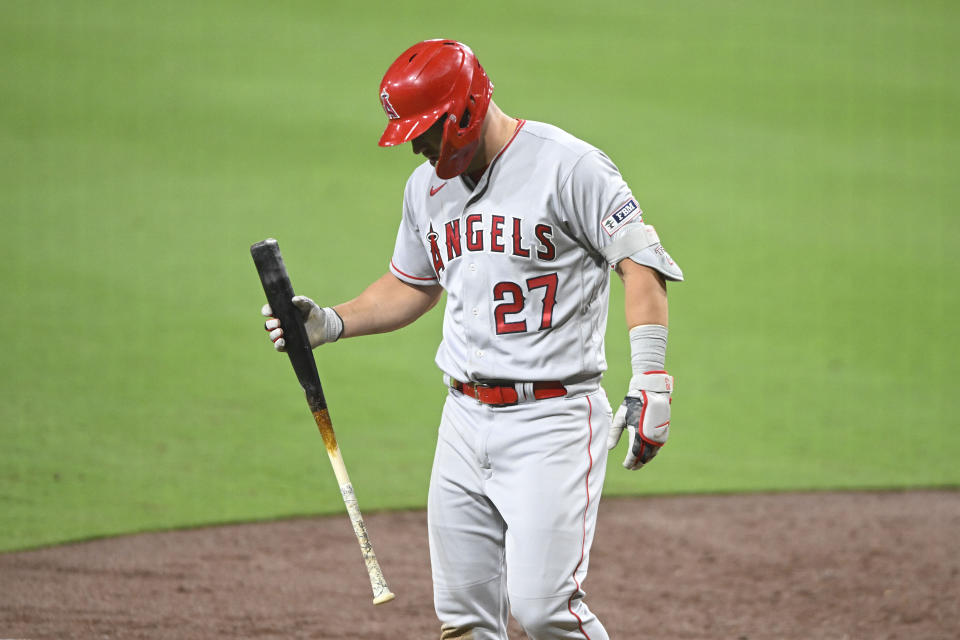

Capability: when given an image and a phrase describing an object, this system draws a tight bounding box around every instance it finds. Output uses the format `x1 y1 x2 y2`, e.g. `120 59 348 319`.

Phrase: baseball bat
250 238 395 606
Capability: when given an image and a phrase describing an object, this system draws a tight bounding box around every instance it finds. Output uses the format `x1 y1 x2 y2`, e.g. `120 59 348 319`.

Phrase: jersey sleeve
389 177 440 286
560 150 683 281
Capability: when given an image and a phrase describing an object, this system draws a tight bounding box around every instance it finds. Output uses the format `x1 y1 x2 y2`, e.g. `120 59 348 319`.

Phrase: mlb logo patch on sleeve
602 199 642 235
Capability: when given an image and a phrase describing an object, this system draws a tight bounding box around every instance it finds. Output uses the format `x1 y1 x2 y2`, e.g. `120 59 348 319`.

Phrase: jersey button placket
466 260 486 371
470 266 479 316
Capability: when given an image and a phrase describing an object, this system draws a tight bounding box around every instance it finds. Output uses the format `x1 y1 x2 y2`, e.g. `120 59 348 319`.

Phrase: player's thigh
428 394 506 589
490 390 611 598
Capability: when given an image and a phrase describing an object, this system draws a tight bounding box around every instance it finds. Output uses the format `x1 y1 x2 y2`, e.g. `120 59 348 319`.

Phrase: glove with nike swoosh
607 371 673 470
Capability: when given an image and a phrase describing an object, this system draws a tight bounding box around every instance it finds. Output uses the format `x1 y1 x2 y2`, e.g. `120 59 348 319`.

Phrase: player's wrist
626 371 674 395
627 324 671 395
319 306 344 344
629 324 667 373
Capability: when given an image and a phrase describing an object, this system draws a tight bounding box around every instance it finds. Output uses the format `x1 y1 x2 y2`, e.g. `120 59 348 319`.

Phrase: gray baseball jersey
389 119 683 386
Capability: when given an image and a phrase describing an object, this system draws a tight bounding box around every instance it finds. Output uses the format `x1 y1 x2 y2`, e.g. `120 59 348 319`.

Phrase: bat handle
342 481 396 605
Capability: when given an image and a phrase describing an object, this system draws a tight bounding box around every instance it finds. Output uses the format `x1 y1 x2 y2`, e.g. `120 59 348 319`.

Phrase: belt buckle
472 382 491 404
454 380 480 403
465 381 520 406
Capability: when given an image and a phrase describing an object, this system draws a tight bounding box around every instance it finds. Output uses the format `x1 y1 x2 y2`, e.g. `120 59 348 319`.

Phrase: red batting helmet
378 40 494 179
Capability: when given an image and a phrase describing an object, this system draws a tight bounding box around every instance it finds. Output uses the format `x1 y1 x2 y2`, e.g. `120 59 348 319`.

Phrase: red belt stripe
450 380 567 405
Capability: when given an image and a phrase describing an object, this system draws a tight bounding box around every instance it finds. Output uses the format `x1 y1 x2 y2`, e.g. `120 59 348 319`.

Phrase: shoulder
517 120 619 180
517 120 600 161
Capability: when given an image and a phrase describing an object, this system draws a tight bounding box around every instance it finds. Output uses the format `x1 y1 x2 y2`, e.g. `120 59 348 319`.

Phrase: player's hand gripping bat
250 238 395 606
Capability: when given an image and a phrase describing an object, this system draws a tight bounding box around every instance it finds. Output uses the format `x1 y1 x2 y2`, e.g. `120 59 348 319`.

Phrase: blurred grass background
1 0 958 551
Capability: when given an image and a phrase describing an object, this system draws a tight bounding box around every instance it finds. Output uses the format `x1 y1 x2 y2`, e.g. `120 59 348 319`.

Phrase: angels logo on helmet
380 89 400 120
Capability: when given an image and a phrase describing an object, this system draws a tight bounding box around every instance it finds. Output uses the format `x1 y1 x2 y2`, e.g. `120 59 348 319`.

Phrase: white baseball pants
429 387 612 640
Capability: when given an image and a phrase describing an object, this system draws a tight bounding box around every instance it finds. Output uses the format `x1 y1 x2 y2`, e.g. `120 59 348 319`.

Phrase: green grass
2 0 958 551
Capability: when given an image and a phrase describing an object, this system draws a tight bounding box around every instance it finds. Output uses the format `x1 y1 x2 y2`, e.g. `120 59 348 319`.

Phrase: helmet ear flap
460 97 475 128
436 61 492 178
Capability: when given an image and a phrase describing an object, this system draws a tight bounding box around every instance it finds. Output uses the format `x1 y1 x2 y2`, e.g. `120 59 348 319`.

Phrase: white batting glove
607 372 673 470
261 295 343 351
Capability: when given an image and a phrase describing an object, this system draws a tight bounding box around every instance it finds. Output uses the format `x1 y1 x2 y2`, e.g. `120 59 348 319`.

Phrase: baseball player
262 39 682 639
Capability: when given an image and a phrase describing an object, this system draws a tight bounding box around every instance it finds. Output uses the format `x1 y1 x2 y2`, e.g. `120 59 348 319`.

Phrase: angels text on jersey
426 213 556 278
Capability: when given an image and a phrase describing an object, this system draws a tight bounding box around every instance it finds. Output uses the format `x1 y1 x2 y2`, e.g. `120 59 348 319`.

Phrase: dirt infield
1 490 957 639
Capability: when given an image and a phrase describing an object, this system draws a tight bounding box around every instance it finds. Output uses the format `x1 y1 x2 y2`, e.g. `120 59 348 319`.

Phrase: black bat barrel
251 238 328 412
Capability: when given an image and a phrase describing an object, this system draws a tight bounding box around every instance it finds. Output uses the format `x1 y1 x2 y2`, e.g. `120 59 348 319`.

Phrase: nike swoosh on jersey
429 184 446 196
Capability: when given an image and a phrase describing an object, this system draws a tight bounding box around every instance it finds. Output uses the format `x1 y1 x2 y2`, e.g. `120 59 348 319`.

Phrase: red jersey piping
390 260 438 282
